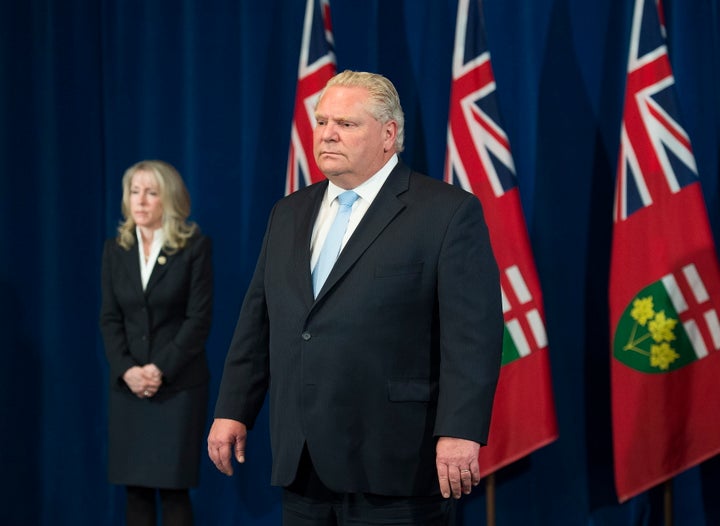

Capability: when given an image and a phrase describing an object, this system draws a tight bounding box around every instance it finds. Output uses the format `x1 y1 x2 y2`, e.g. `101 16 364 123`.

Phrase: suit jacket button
301 332 311 341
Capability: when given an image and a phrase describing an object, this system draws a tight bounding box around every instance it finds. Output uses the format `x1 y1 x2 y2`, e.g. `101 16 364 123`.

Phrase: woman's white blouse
136 227 165 290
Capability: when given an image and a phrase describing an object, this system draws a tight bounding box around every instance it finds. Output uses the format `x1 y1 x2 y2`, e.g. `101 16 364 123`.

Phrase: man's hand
207 418 248 476
435 437 481 499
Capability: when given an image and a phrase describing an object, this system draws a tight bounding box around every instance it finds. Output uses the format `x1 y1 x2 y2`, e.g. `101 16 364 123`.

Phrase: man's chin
316 161 345 176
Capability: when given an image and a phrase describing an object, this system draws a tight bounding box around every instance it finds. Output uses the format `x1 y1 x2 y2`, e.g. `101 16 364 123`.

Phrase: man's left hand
435 437 481 499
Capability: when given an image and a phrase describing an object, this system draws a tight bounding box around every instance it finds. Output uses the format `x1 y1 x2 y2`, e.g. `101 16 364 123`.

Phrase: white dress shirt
310 155 398 272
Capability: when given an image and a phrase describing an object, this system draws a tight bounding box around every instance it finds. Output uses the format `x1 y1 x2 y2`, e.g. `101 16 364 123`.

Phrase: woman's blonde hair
116 160 197 253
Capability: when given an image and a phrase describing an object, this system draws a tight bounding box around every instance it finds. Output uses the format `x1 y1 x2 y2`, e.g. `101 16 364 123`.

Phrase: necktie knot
337 190 359 208
312 190 360 297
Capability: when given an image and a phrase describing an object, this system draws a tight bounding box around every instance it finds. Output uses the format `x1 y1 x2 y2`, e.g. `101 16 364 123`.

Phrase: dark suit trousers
125 486 193 526
282 448 456 526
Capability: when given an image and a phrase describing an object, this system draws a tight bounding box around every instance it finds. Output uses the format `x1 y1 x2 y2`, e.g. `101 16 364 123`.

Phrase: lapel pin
157 255 167 265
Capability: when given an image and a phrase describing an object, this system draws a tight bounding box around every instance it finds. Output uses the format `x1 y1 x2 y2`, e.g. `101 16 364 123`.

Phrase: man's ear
383 121 398 152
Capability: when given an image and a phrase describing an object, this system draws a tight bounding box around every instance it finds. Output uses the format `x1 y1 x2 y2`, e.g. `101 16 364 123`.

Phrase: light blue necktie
312 190 359 297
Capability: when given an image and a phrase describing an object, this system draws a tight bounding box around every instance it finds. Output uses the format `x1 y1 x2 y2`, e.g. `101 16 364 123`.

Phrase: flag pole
664 479 673 526
486 473 496 526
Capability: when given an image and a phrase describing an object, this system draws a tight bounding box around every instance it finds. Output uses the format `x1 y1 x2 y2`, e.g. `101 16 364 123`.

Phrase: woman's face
129 170 163 230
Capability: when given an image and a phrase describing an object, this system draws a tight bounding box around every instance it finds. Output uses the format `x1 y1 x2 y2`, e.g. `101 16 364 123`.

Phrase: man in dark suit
208 70 503 525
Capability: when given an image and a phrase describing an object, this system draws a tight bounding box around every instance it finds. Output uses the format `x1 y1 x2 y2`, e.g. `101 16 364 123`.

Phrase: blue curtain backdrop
1 0 719 524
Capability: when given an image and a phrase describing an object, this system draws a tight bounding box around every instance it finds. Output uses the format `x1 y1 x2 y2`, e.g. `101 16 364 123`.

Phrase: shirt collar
325 154 398 204
135 226 165 250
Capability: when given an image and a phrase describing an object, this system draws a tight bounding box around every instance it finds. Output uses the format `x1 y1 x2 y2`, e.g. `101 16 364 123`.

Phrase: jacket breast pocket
373 262 424 310
387 379 431 402
374 262 424 279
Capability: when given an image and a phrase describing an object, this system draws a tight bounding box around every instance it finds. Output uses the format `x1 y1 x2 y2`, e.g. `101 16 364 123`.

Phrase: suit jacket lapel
314 162 410 302
117 232 174 297
295 182 328 302
118 241 145 299
145 249 173 294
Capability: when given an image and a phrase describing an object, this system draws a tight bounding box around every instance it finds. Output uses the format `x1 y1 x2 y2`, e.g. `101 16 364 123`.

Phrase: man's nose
320 123 338 141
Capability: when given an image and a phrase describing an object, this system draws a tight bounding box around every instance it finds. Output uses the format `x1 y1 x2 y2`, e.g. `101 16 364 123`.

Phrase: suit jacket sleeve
434 193 503 445
213 211 273 428
100 240 138 382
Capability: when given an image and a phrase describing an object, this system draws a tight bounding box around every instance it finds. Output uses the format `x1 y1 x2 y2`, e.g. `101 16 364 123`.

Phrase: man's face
313 85 396 188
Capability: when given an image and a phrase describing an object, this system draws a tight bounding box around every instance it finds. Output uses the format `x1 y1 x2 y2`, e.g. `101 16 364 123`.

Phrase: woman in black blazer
100 160 213 525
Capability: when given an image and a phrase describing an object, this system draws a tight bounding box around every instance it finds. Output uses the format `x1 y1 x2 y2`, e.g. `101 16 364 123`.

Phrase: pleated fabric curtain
0 1 718 525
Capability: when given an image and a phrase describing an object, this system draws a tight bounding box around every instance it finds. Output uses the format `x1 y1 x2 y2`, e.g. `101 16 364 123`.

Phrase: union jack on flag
445 0 557 478
613 0 698 222
444 0 516 199
285 0 336 195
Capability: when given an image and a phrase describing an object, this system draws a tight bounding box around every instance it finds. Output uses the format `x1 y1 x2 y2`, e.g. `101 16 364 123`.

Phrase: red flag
610 0 720 502
285 0 336 195
445 0 558 477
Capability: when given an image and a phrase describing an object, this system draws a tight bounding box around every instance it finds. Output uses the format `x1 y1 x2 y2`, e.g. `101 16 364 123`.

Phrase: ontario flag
610 0 720 502
445 0 558 477
285 0 336 195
